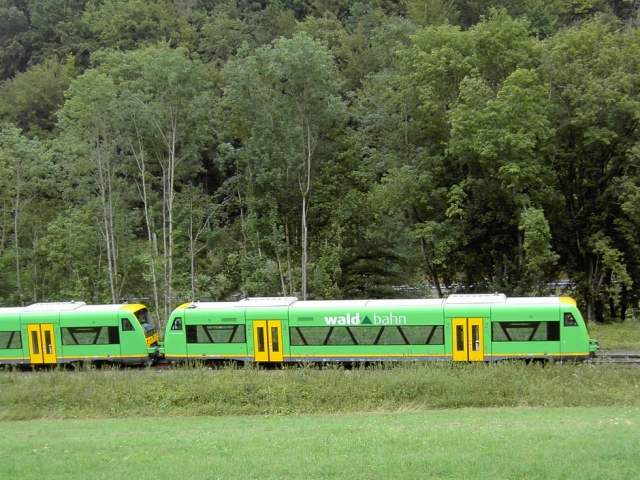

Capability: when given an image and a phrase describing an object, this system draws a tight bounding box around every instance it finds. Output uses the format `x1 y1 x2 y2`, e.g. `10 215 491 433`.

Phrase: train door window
257 327 266 352
31 330 40 354
271 326 280 352
456 325 464 351
44 330 52 355
171 318 183 331
121 318 134 331
471 325 479 352
564 313 578 326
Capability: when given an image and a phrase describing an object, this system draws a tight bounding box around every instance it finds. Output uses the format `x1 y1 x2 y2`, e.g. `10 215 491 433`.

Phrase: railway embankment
1 363 639 421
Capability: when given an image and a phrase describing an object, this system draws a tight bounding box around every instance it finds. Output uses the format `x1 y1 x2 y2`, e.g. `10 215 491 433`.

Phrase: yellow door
452 318 484 362
41 324 57 364
452 318 467 361
267 320 283 362
467 318 484 362
28 324 44 364
253 320 284 362
253 321 269 362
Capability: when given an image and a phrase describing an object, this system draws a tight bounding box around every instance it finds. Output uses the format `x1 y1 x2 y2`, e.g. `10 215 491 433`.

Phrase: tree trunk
13 181 21 305
95 141 117 304
285 220 293 296
161 168 169 321
133 139 162 325
299 121 312 300
301 193 308 300
189 197 196 300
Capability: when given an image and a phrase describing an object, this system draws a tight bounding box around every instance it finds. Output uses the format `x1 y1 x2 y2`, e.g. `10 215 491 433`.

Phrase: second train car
162 294 598 364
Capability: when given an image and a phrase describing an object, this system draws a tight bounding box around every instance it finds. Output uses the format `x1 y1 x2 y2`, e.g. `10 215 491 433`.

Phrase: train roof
181 295 576 311
0 302 145 315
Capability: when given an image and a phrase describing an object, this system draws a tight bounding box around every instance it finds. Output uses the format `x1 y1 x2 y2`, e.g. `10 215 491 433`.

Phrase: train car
162 294 598 364
0 302 157 367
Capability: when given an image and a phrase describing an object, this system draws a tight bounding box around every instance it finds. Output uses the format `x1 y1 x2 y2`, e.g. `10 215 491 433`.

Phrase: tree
58 70 122 303
98 45 216 322
0 58 74 135
0 123 46 303
542 16 640 321
224 32 346 299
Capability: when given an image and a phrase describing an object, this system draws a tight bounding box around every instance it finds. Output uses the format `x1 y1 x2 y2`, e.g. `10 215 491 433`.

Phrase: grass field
1 407 638 480
589 320 640 351
1 363 640 420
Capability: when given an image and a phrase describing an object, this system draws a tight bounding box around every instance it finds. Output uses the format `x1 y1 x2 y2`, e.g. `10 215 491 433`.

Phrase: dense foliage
1 0 640 323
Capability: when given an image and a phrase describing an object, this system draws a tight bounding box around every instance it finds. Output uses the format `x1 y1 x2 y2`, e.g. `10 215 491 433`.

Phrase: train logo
323 313 408 326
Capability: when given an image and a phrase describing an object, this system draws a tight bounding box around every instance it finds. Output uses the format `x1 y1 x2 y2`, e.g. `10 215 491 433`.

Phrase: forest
1 0 640 325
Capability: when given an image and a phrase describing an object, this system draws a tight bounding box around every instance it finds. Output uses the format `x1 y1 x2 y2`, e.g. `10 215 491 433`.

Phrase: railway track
587 352 640 366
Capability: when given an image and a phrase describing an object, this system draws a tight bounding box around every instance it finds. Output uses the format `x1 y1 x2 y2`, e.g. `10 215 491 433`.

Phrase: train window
0 331 21 349
401 326 444 345
134 308 150 325
290 327 307 346
171 318 183 331
325 327 357 345
377 327 406 345
290 326 445 346
348 327 380 345
291 327 331 346
61 327 120 345
564 313 578 327
491 321 560 342
185 324 246 344
121 318 134 331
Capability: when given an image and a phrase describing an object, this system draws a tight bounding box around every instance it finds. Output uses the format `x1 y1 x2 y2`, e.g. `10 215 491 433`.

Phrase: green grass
589 320 640 351
1 407 638 480
2 363 640 420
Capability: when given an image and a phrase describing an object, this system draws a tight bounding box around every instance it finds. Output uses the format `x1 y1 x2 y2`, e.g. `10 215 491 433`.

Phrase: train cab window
121 318 134 331
171 318 183 331
564 313 578 327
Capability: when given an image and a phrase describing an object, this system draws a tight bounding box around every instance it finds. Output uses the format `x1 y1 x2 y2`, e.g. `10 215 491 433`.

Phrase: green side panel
491 304 558 322
185 307 248 359
287 304 446 359
163 309 188 358
560 306 590 355
118 309 148 360
59 311 122 361
489 303 589 357
0 314 24 362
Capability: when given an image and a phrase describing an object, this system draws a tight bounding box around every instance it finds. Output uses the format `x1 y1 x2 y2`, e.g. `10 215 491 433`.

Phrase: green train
0 302 157 366
0 294 598 367
163 294 599 364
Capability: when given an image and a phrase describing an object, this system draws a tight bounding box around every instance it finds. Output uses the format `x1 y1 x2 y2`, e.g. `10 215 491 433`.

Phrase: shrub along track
1 363 640 421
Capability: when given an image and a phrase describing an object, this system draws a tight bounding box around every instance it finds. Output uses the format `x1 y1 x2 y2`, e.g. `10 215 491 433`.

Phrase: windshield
134 308 156 336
